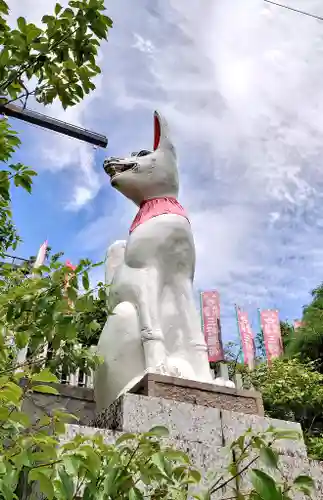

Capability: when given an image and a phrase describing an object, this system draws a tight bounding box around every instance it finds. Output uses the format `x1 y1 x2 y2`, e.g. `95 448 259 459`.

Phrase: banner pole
234 303 244 364
257 308 266 363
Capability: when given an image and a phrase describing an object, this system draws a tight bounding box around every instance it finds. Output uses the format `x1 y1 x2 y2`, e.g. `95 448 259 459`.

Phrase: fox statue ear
153 111 176 156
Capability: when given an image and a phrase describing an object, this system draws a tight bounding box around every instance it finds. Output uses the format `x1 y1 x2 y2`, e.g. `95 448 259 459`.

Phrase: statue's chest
124 214 194 270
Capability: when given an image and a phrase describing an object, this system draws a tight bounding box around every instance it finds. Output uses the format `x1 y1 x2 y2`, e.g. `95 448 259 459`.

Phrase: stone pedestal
25 376 322 497
92 392 304 457
127 373 264 415
62 392 323 499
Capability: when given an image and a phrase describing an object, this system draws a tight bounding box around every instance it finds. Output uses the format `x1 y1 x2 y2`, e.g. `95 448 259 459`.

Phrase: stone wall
22 383 95 426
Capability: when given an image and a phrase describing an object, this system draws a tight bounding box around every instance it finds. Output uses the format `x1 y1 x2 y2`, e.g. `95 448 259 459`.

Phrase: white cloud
133 34 155 53
10 0 323 336
78 0 323 331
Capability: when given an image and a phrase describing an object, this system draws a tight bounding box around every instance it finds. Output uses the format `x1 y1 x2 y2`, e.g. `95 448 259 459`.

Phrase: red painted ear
153 112 161 150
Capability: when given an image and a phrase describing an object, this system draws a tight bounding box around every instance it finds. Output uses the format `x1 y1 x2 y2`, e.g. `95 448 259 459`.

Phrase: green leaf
29 469 54 500
0 0 9 15
76 445 101 474
55 3 62 15
62 455 79 476
53 420 66 434
6 302 14 321
10 410 30 427
90 319 101 332
98 288 106 301
0 407 9 420
129 487 143 500
293 475 315 489
259 446 279 469
250 469 282 500
17 16 26 32
22 169 37 177
32 368 59 384
228 462 238 477
0 48 9 66
1 382 22 404
67 286 78 303
189 468 202 483
116 433 137 444
52 409 79 422
58 467 74 499
163 449 190 464
151 452 169 477
273 430 301 441
62 7 74 19
32 384 59 395
26 27 42 44
82 271 89 291
14 174 32 193
145 426 169 437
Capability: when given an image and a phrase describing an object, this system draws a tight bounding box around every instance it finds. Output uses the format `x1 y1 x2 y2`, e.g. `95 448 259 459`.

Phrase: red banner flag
236 307 255 370
200 291 224 362
33 240 48 269
294 320 303 330
260 309 283 362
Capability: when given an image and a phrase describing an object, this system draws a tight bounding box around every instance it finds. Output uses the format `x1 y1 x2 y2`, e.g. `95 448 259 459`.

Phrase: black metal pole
1 102 108 148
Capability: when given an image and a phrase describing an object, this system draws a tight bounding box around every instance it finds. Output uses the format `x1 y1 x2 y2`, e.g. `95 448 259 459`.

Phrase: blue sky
7 0 323 344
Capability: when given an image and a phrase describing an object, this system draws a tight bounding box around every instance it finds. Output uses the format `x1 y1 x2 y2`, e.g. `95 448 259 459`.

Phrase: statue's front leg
137 267 167 373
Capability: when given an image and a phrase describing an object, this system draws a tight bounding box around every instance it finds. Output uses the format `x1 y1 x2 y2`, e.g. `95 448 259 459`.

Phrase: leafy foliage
0 0 112 256
0 0 112 108
222 425 315 500
279 321 295 351
76 296 109 347
249 357 323 459
286 283 323 369
255 329 266 360
0 253 105 376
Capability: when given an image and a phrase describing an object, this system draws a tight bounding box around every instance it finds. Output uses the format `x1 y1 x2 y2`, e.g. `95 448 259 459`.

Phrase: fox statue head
103 111 179 206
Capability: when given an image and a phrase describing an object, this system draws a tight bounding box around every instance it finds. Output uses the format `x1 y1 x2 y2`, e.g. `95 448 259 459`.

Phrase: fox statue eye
137 150 152 157
131 150 152 157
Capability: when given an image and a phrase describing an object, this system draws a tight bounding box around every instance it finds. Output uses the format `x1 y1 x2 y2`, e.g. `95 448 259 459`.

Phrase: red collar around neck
129 197 189 234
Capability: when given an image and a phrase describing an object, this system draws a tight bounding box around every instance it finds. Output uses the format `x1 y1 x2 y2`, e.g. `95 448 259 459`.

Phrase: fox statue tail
105 240 127 286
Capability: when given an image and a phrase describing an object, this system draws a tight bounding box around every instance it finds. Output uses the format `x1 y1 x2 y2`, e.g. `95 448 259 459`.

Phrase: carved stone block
93 392 223 446
127 373 264 415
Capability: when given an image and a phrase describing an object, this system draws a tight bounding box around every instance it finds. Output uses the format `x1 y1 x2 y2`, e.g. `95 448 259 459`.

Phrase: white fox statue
94 111 232 411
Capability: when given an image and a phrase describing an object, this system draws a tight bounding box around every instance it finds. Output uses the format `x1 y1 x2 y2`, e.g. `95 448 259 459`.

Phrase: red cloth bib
129 197 189 234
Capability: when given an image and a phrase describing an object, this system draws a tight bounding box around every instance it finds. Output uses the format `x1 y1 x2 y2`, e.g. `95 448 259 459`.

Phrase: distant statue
94 111 228 410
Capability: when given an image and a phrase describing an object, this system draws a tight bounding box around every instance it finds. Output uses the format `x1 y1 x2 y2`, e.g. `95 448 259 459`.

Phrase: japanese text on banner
236 307 255 370
260 309 283 362
200 291 224 362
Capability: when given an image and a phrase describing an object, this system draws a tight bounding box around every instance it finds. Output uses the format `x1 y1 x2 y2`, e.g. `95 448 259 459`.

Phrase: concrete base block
93 393 223 446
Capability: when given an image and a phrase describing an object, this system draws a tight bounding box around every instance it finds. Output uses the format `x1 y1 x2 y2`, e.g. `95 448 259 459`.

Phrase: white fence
59 367 94 389
15 343 96 389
